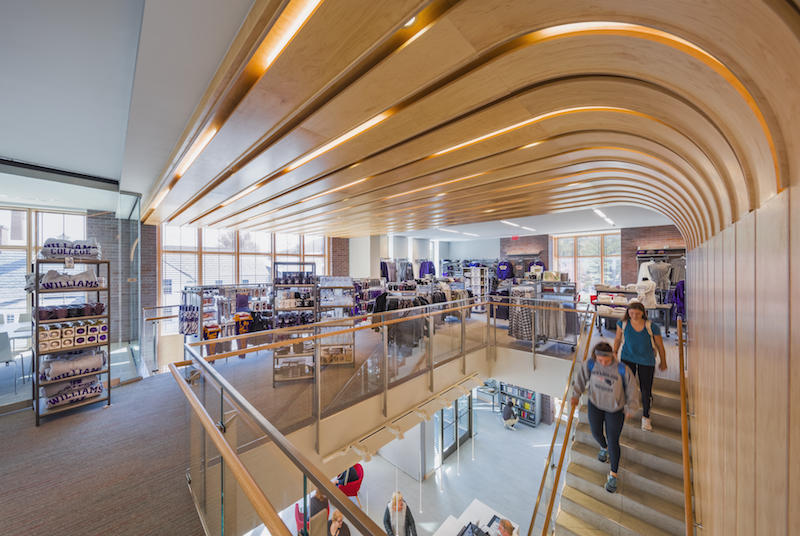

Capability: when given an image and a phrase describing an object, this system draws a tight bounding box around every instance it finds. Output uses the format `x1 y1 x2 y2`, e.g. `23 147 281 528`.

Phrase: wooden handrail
536 314 594 536
168 364 292 536
678 318 694 535
190 298 590 347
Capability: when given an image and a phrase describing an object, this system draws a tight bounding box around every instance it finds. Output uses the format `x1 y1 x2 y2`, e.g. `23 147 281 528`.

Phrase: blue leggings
587 401 625 472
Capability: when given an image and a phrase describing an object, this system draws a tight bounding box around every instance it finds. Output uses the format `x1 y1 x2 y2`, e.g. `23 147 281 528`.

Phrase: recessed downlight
404 17 416 27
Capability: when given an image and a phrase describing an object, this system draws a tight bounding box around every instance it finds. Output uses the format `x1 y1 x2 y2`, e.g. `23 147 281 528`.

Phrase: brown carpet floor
0 372 203 536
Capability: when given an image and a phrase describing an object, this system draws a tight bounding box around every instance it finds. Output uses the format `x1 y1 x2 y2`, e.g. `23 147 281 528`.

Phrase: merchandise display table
432 499 519 536
476 386 499 413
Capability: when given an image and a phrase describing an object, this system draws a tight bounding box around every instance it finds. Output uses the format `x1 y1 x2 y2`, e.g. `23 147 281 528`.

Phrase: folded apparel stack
40 350 106 382
612 295 628 305
611 307 626 317
40 238 101 259
596 294 613 303
38 269 99 290
43 377 104 409
597 305 615 316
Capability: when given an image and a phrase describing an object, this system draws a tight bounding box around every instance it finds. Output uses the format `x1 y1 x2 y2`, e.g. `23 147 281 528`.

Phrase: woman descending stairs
554 377 692 536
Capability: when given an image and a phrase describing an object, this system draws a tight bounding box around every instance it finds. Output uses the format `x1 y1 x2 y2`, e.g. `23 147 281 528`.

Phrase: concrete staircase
554 377 691 536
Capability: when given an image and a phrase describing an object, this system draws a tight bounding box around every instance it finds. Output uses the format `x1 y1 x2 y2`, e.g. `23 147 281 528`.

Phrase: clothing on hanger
648 261 672 291
669 257 686 283
637 260 655 282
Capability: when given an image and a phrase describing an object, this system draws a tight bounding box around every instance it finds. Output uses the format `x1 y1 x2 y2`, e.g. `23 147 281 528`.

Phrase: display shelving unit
464 266 490 312
499 381 541 427
318 278 355 367
32 259 111 426
271 262 318 385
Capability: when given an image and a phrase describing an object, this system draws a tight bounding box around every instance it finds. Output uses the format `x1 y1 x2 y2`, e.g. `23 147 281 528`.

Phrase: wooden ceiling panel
140 0 800 250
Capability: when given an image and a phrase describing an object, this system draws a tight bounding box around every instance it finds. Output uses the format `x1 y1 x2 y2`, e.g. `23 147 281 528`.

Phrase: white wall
349 236 371 278
378 422 427 481
447 238 501 260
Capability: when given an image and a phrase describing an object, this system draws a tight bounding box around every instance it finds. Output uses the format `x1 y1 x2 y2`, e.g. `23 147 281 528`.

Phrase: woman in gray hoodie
570 342 640 493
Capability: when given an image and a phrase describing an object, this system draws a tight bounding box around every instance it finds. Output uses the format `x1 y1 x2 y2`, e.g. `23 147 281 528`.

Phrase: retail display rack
499 381 541 427
318 276 355 367
272 262 318 385
463 266 490 312
32 259 111 426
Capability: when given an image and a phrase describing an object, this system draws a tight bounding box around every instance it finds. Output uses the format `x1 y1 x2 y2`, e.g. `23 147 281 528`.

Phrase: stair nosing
561 485 675 536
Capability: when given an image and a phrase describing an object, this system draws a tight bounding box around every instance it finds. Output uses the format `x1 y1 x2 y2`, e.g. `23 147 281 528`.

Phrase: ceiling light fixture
220 184 261 207
383 172 484 200
521 140 544 149
593 209 607 218
501 220 520 227
462 232 479 237
254 0 323 73
285 113 390 172
521 226 536 232
435 193 446 197
438 229 459 234
484 209 496 213
404 17 416 27
150 187 171 210
300 178 367 204
604 217 616 226
175 128 218 178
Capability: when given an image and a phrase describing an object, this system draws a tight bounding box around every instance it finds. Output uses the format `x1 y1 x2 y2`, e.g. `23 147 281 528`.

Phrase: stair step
554 510 613 536
653 377 680 395
651 386 681 412
560 486 675 536
575 422 686 479
571 441 686 506
578 405 681 438
566 463 685 536
577 406 684 454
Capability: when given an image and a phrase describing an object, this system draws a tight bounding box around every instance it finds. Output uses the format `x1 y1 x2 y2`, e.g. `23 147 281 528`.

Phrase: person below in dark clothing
336 466 358 486
502 399 518 430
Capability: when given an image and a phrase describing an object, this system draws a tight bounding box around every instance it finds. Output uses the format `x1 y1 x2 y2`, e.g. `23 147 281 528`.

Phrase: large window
553 232 621 299
159 226 328 309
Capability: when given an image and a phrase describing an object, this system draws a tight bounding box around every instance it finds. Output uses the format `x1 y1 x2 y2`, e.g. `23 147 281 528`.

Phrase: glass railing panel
464 300 487 354
319 320 383 418
387 306 430 386
432 302 462 365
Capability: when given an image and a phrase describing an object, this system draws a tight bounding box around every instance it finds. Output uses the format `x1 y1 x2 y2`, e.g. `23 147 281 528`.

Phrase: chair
0 333 17 394
295 501 330 535
337 463 364 507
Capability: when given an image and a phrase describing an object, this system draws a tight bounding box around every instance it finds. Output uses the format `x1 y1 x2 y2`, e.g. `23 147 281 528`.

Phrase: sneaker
598 448 608 463
605 474 618 493
510 425 517 431
642 417 653 432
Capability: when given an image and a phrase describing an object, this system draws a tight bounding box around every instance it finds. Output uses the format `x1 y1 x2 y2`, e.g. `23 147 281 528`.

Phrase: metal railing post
382 322 388 418
315 323 321 454
428 308 434 392
460 303 467 375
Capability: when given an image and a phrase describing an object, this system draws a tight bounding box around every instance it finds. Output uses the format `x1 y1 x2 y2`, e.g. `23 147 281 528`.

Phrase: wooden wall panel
754 190 790 536
722 224 737 536
790 182 800 536
713 233 724 533
735 210 756 536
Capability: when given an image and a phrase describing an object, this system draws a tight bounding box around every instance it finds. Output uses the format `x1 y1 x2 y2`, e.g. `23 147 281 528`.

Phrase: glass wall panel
0 209 27 246
239 230 271 253
304 235 325 255
603 234 621 255
202 228 235 252
239 255 272 284
577 236 601 256
163 225 198 251
275 233 300 254
603 257 622 286
557 238 573 257
202 254 236 285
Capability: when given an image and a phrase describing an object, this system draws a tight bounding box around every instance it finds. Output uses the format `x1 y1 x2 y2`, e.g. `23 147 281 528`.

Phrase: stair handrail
169 362 292 536
180 343 387 536
527 310 595 536
678 318 694 535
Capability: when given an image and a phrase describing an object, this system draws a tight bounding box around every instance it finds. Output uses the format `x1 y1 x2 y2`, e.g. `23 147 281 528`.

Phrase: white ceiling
0 0 254 198
393 205 675 241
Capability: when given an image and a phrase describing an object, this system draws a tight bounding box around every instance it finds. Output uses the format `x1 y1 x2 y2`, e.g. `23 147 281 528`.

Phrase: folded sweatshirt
39 375 99 398
45 383 104 409
41 238 101 259
571 357 640 414
41 351 106 381
39 269 99 290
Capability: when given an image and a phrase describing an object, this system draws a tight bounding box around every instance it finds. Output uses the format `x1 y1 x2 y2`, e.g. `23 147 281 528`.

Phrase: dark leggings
623 361 655 418
587 401 625 473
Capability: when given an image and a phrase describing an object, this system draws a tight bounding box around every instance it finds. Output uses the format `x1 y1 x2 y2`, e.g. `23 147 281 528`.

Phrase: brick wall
620 225 686 285
500 234 551 268
330 237 349 276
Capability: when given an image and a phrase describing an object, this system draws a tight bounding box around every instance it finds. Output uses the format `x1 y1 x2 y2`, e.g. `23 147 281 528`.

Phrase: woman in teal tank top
613 302 667 432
